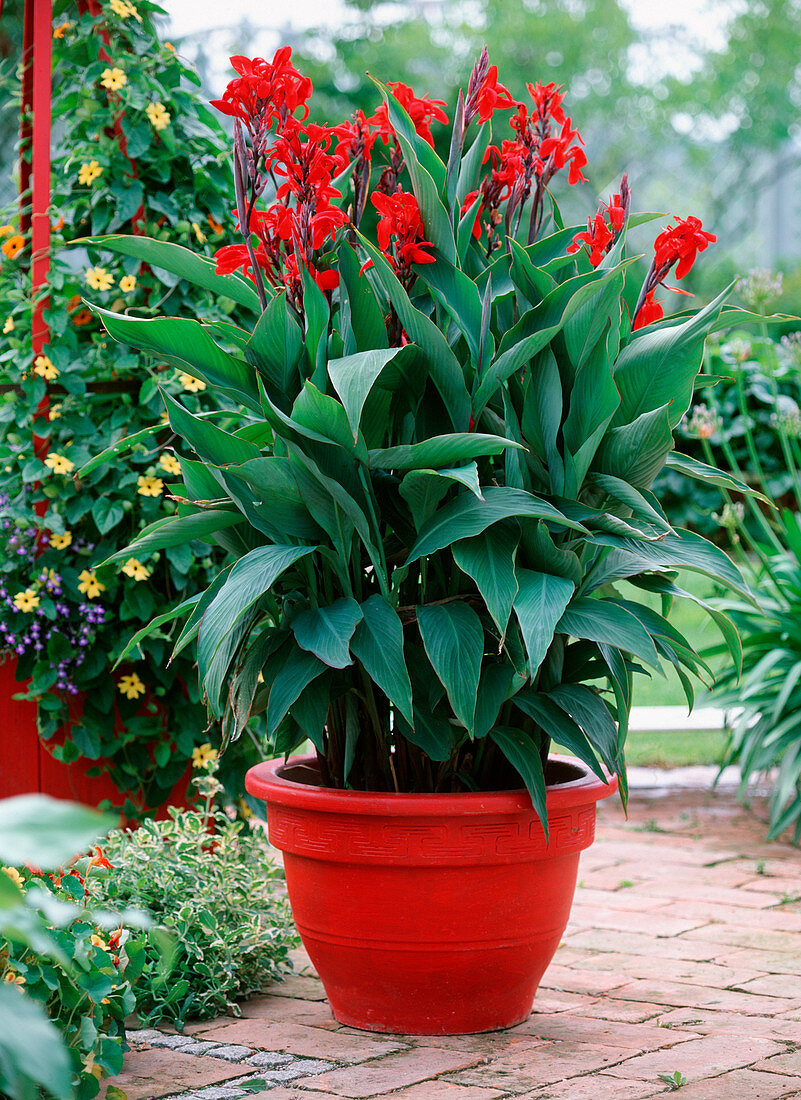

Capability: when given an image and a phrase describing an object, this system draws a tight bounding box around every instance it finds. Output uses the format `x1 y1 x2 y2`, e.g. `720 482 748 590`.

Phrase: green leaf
292 598 363 669
350 594 414 724
558 597 661 669
589 472 672 532
400 465 483 528
292 382 368 461
198 545 316 675
92 497 124 535
562 330 620 489
474 664 518 739
267 644 327 735
513 570 575 678
79 424 160 476
514 691 605 781
452 525 520 636
229 457 320 540
99 509 243 566
81 233 262 309
594 404 674 489
338 239 388 352
489 727 548 833
370 433 522 471
327 347 411 440
93 306 261 412
0 985 74 1100
291 676 331 751
245 291 303 403
418 255 487 365
613 285 730 428
665 451 772 504
302 265 330 380
368 75 448 190
407 486 584 563
356 230 470 430
163 390 260 466
113 594 200 667
417 601 484 732
548 684 619 773
0 796 115 867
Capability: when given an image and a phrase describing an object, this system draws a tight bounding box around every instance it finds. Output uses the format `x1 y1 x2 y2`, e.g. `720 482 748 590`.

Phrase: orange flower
53 21 71 37
207 214 224 234
1 235 24 260
72 309 93 326
53 217 65 231
87 846 113 870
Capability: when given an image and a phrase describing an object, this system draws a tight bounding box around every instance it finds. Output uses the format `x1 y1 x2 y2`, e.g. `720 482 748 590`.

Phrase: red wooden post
0 0 52 798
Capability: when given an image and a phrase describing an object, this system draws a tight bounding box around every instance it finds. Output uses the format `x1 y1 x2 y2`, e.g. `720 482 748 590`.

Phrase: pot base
247 755 616 1035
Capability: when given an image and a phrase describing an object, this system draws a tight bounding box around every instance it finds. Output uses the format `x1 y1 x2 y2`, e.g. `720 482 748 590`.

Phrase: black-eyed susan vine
0 0 264 814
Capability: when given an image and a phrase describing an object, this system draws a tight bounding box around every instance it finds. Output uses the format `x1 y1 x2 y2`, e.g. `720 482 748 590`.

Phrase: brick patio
103 786 801 1100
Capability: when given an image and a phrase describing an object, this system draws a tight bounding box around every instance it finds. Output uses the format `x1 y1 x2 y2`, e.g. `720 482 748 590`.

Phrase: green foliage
0 0 265 811
0 796 142 1100
93 767 297 1029
94 53 750 829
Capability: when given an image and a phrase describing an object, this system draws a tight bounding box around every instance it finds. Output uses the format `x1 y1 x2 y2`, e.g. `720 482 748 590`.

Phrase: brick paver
102 786 801 1100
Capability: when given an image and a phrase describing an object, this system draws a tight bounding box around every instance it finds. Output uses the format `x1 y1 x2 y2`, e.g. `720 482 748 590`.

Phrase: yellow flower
145 102 171 131
158 453 182 476
82 1051 102 1082
44 453 75 475
53 21 71 37
191 222 207 244
0 226 13 237
78 160 103 186
137 475 164 497
118 672 146 700
3 971 25 987
100 67 127 92
89 934 107 949
33 354 59 380
192 743 218 769
119 274 136 294
49 404 62 421
179 372 206 393
13 589 40 613
3 317 13 334
85 266 114 291
109 0 129 13
121 557 151 581
78 570 105 599
50 531 72 550
1 867 24 890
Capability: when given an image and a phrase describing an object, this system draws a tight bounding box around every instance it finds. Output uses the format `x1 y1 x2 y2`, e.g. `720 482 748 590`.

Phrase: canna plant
82 47 763 824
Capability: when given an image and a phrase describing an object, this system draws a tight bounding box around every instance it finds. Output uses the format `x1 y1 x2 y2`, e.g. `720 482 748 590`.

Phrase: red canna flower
210 49 312 135
526 81 566 126
568 181 630 267
540 116 587 185
370 82 448 148
469 65 516 124
632 213 716 331
632 289 664 330
364 190 435 284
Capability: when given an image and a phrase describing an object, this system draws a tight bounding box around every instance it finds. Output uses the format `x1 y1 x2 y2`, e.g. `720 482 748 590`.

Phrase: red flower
210 49 312 132
540 117 587 185
653 215 717 281
567 189 628 267
526 81 566 126
632 289 664 330
370 190 436 271
87 847 113 871
370 82 448 148
471 65 516 123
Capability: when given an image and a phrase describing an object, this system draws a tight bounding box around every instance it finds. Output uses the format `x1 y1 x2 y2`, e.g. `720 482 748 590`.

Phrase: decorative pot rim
245 752 618 818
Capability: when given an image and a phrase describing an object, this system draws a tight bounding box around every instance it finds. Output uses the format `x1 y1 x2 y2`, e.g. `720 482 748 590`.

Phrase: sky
161 0 737 89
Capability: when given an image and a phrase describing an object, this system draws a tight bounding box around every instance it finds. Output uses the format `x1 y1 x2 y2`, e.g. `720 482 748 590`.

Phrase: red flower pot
245 753 617 1034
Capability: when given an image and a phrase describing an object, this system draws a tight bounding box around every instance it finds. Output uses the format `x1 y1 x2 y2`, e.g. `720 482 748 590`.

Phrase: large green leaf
594 404 674 489
198 544 315 676
338 239 388 353
292 597 364 669
328 347 411 439
245 291 303 403
99 509 243 566
400 465 482 529
292 382 368 461
419 255 487 366
514 691 605 780
613 286 729 428
489 727 548 832
368 75 448 191
230 457 320 540
407 486 584 562
452 526 520 636
562 330 621 489
350 594 414 724
370 433 521 471
0 985 74 1100
547 684 619 773
417 601 484 732
93 306 261 412
267 644 327 735
665 451 771 504
513 570 575 678
113 594 200 667
558 597 661 669
78 424 160 476
82 233 262 309
0 795 115 867
356 231 470 429
163 391 260 466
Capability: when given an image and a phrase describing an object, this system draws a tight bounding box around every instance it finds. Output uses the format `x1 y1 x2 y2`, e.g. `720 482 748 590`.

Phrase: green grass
622 728 728 768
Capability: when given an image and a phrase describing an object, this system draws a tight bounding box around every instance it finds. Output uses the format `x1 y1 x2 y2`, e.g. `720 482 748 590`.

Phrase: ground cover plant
0 0 264 811
87 46 778 822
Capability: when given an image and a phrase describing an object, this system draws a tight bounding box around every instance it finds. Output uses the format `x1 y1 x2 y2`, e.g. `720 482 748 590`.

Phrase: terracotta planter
245 753 617 1034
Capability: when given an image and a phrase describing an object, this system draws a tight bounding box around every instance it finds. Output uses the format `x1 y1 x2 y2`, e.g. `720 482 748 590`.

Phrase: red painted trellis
0 0 181 810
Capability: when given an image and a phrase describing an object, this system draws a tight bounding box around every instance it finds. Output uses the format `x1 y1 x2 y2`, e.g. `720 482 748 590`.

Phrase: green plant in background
0 795 143 1100
0 0 267 813
84 45 777 822
94 752 296 1029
